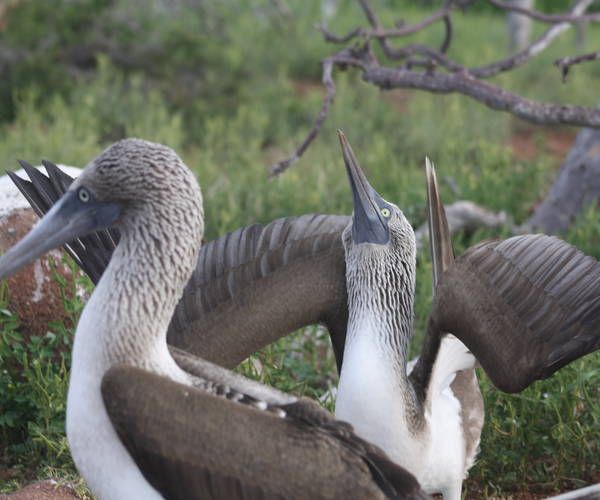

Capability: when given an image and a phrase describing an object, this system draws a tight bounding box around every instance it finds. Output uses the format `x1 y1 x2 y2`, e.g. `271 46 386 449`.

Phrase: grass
0 0 599 497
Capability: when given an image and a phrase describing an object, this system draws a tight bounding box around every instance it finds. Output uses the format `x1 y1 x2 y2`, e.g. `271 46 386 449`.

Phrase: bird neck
76 215 200 377
345 255 416 370
337 253 424 431
65 209 200 500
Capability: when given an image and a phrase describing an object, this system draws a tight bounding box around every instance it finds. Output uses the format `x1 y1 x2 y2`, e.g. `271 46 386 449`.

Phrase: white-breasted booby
0 139 427 499
8 138 600 498
335 132 481 499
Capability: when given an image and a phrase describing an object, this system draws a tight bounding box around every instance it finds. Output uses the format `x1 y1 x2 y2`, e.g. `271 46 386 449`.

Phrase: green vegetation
0 1 598 497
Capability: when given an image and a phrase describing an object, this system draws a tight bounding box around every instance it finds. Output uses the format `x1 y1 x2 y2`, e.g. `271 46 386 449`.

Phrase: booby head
0 138 204 283
338 130 416 279
337 131 416 363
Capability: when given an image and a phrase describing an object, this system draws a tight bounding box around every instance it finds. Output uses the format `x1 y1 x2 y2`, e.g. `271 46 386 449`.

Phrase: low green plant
0 259 90 487
0 1 598 497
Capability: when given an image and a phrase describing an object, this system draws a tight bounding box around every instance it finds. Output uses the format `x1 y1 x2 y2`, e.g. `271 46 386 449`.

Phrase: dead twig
470 0 594 78
269 59 337 177
555 49 600 81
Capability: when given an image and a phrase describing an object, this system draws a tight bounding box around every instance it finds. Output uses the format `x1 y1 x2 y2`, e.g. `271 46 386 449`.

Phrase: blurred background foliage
0 0 598 497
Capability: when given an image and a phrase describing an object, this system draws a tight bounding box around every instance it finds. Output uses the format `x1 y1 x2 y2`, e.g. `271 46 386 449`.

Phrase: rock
0 166 82 337
1 479 80 499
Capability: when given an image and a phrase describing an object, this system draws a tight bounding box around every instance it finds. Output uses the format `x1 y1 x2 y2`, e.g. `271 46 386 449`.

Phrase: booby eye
78 188 90 203
380 208 391 218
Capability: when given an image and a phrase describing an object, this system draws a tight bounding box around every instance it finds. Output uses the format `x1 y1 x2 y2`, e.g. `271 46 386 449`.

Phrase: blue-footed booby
7 137 600 498
0 139 427 499
335 132 481 499
334 131 598 497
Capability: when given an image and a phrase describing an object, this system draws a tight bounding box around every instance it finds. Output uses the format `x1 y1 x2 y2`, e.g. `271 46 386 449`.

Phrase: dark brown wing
101 364 427 500
10 163 350 371
168 214 350 370
433 234 600 393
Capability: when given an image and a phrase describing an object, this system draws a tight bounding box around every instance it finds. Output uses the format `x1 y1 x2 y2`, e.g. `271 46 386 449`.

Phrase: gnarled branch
272 0 600 175
488 0 600 23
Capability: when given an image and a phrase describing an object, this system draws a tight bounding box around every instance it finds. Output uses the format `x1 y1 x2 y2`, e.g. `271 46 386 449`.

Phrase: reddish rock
0 166 82 338
1 480 80 500
0 208 77 337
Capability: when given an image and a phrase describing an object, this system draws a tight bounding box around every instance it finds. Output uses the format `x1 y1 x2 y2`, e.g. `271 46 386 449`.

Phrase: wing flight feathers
435 234 600 392
168 214 349 370
102 364 427 500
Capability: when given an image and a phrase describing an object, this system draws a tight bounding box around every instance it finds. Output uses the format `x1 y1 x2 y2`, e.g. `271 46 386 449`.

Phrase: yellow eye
381 208 390 218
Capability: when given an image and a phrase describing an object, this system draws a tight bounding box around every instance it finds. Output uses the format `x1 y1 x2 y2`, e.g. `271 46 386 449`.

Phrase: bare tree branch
323 0 454 42
488 0 600 23
440 12 453 54
470 0 594 78
555 49 600 81
414 201 511 249
362 58 600 127
269 59 337 176
271 0 600 175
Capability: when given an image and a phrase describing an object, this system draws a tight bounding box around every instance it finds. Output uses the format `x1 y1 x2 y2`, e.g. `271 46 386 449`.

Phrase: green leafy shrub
0 1 598 496
0 260 89 483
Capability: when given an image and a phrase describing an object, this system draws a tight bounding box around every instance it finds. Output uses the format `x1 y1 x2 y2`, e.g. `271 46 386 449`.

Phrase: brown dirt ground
509 124 576 165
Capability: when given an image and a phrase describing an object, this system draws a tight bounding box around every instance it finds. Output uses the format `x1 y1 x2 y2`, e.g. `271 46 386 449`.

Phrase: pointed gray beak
0 188 121 281
338 131 390 245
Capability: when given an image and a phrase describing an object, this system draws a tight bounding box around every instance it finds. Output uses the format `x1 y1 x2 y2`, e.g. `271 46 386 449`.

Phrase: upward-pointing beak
0 187 121 281
338 130 390 245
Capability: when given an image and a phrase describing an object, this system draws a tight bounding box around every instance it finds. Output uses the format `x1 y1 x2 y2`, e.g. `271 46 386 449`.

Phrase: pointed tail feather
425 157 454 289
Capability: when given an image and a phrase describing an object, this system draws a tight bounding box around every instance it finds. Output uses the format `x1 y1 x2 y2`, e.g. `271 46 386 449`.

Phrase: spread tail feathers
8 162 118 284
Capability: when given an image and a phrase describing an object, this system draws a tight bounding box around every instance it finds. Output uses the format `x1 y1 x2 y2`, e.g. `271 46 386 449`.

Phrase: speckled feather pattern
72 139 204 371
339 209 425 432
343 213 417 374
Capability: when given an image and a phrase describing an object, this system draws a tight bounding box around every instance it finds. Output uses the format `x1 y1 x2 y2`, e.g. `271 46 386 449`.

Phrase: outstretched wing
168 214 350 370
11 163 351 370
101 362 427 500
434 233 600 393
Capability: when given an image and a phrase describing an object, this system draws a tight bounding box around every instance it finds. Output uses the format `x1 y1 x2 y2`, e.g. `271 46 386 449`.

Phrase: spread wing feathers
180 213 349 315
435 234 600 393
101 365 427 500
8 162 119 283
168 214 350 371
